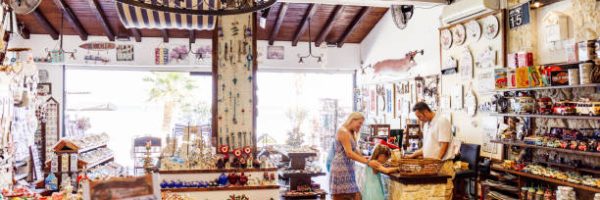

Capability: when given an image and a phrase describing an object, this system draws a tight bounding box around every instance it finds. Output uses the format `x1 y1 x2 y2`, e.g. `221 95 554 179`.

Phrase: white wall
8 34 360 73
359 6 445 84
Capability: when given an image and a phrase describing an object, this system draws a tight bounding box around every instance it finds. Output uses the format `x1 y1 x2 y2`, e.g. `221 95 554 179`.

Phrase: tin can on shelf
578 40 596 61
580 62 593 84
569 69 579 85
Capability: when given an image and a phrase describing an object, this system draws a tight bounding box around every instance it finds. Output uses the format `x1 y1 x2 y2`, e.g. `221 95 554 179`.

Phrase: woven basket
393 159 442 176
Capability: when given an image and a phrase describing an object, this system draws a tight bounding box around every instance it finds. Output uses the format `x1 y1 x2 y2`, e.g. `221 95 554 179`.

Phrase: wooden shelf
541 60 593 67
279 172 326 179
159 168 278 174
533 161 600 175
286 152 317 157
281 190 327 198
490 140 600 157
78 143 107 154
491 165 600 193
84 156 114 169
494 83 600 92
489 113 600 120
161 185 279 192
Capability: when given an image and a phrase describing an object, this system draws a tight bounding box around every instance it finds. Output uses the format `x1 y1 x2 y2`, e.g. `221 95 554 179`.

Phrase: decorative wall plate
441 29 453 49
483 15 500 39
451 24 466 46
466 20 481 42
465 89 477 116
460 48 473 79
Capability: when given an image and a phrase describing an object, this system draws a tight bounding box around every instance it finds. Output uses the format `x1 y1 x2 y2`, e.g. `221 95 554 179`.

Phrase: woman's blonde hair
342 112 365 134
370 145 391 161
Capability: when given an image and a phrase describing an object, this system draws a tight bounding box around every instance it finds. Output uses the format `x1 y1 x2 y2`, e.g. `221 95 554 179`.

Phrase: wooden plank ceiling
15 0 388 47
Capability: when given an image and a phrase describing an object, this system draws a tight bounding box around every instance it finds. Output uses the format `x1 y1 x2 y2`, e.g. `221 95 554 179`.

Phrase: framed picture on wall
267 46 284 60
37 83 52 96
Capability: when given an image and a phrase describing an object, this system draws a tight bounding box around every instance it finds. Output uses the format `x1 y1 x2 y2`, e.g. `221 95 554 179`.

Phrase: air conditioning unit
441 0 500 25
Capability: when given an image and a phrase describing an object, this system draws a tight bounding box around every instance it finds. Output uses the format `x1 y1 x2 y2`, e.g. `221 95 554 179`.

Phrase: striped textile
116 0 217 30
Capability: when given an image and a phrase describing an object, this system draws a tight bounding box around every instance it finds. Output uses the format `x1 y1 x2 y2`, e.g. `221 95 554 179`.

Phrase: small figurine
45 173 58 191
578 141 588 151
228 172 239 185
218 173 229 186
569 141 578 150
589 140 598 152
239 172 248 185
559 140 569 149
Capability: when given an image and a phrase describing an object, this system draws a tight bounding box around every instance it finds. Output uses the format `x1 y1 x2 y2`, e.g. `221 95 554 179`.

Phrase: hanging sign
509 2 531 29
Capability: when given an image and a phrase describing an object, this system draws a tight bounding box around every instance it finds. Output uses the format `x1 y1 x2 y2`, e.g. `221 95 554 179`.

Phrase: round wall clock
483 15 500 39
441 29 453 49
451 24 466 46
465 90 477 116
466 20 481 42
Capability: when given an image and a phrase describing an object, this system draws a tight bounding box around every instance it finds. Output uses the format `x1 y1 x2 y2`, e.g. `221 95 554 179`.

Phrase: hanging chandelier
297 18 323 64
45 13 76 63
115 0 277 16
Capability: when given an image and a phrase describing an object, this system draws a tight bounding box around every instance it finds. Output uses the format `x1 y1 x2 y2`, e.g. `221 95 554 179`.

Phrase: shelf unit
280 152 326 200
159 168 278 174
493 83 600 92
489 113 600 120
281 190 327 200
490 140 600 157
132 136 161 175
161 185 280 192
43 139 114 191
491 165 600 193
83 156 115 169
532 161 600 176
279 172 326 179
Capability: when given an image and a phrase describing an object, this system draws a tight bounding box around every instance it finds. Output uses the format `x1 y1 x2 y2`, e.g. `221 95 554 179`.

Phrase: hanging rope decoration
115 0 276 30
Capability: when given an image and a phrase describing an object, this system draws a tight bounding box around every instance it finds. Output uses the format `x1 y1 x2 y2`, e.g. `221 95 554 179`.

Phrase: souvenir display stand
42 133 114 190
280 151 326 200
158 168 280 199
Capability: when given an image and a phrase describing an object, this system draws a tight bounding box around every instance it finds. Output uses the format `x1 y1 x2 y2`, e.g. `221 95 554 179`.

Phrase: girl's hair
370 144 391 161
342 112 365 134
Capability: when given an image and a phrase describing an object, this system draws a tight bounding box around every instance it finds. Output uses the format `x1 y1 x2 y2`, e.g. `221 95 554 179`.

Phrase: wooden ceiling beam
189 30 196 43
53 0 88 40
291 4 318 46
130 29 142 42
161 29 169 43
31 9 59 40
269 3 288 45
337 6 370 48
315 5 344 47
89 0 115 41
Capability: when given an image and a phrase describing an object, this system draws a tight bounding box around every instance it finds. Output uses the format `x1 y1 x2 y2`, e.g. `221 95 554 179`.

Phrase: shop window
65 69 212 170
256 72 353 152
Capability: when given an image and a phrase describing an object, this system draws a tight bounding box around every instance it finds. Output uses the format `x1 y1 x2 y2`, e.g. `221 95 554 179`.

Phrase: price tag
509 2 531 29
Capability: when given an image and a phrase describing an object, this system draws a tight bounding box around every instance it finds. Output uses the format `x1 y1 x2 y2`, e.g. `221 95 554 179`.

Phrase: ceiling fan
391 5 414 30
9 0 42 14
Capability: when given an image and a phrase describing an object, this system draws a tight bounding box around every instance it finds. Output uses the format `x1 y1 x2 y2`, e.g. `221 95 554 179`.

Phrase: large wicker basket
391 158 443 176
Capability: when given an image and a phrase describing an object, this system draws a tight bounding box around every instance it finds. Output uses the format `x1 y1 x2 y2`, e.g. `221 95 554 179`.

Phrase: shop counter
355 162 453 200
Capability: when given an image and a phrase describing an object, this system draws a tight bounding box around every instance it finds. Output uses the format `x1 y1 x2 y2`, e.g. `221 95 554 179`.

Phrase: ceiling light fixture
531 0 543 8
297 18 323 64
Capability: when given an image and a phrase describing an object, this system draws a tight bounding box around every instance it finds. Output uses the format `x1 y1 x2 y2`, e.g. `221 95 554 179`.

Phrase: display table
158 168 280 199
355 163 452 200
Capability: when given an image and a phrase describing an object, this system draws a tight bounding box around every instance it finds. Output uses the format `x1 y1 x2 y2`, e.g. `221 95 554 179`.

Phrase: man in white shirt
405 102 453 160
